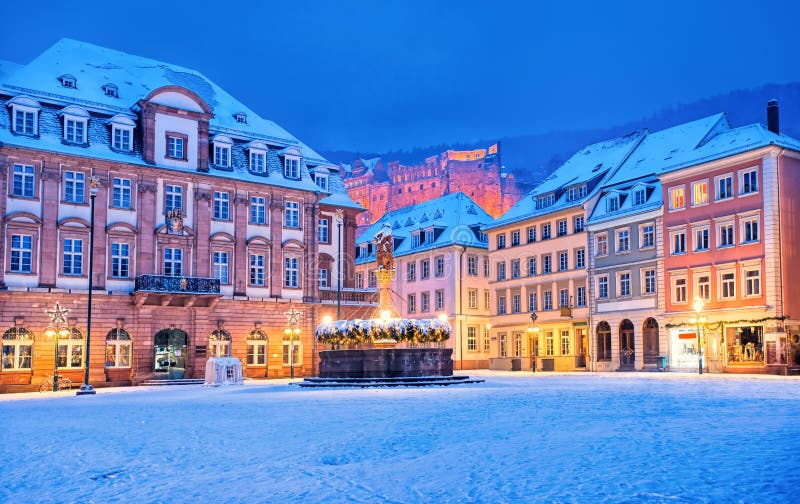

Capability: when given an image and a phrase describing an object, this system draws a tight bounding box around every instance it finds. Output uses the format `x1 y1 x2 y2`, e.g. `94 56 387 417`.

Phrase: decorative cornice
195 189 213 201
41 169 61 182
137 182 157 194
234 195 249 206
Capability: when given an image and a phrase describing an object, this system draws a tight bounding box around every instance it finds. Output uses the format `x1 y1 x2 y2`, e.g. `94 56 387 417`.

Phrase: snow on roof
2 38 333 166
360 157 381 172
356 192 491 261
0 59 22 81
587 176 663 226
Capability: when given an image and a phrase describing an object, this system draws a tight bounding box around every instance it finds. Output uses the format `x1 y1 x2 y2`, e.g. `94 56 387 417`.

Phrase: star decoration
285 305 301 326
46 303 70 324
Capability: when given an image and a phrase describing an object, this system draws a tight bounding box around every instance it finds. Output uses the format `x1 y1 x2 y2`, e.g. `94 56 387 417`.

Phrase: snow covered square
2 373 799 503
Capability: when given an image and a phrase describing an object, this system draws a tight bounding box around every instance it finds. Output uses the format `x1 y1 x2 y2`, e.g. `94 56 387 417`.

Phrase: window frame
691 179 709 207
63 115 88 144
668 185 686 211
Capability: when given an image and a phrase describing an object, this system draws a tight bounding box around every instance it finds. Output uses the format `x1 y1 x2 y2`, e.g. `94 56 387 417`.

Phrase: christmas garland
665 315 788 331
315 318 451 346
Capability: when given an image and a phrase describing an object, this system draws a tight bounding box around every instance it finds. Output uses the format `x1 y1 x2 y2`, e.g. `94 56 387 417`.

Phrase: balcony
310 288 379 305
133 275 221 307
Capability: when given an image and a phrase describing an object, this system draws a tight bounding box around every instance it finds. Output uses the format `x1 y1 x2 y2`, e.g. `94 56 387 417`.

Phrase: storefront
668 328 703 371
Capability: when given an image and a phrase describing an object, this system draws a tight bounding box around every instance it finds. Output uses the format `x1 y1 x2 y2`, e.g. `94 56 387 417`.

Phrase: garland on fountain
315 318 451 346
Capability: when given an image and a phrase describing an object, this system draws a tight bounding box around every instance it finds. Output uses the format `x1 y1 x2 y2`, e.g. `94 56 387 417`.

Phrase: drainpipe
458 245 467 370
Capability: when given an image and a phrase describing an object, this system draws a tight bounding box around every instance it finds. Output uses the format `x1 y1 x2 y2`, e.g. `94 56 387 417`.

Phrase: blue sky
2 0 799 152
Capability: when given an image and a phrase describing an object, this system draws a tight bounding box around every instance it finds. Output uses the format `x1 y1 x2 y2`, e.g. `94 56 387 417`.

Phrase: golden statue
375 223 394 271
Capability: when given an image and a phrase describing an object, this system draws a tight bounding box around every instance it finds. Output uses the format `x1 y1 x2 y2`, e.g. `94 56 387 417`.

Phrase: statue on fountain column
375 223 394 271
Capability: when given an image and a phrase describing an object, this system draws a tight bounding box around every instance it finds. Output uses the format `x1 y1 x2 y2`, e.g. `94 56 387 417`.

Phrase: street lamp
78 177 99 395
693 298 707 375
45 303 72 392
284 304 301 380
335 209 344 321
526 311 540 372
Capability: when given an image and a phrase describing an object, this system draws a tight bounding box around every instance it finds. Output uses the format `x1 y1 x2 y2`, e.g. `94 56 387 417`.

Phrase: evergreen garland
316 318 451 346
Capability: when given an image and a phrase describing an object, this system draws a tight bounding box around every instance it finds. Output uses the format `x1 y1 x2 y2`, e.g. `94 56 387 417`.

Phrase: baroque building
0 39 368 392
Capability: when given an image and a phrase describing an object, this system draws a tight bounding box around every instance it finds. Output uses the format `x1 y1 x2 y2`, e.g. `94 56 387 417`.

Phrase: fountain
315 223 456 379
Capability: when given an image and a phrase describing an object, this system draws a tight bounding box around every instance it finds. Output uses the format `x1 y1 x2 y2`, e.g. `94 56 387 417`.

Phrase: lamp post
526 311 540 372
78 177 99 395
45 303 71 392
284 304 301 380
693 298 707 375
335 209 343 321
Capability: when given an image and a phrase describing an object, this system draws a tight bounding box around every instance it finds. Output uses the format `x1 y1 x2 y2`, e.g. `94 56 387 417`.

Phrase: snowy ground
2 372 799 503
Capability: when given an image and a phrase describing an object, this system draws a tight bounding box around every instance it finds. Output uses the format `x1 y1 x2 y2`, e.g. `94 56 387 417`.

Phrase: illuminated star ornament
46 303 70 324
285 305 301 326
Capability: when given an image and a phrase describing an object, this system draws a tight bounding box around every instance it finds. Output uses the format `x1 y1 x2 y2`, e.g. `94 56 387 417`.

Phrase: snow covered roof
587 176 662 226
0 59 22 81
356 192 491 262
1 38 332 166
360 157 381 172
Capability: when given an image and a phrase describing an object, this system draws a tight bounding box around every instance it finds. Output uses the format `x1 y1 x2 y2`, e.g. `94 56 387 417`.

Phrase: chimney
767 100 779 134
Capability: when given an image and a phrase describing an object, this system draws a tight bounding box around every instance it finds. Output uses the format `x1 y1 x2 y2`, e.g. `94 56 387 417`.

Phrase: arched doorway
596 322 611 362
642 318 659 366
619 319 635 369
154 328 189 378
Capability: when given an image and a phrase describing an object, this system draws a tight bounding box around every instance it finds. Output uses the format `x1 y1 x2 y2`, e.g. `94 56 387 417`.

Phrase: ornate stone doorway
619 319 635 369
154 328 189 379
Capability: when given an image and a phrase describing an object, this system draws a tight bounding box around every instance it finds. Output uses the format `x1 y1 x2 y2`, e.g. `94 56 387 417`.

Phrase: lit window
669 186 685 210
247 330 268 366
3 327 34 370
210 330 231 357
57 328 84 369
467 327 478 351
561 330 570 355
692 180 708 206
105 328 132 368
282 338 301 366
545 331 554 356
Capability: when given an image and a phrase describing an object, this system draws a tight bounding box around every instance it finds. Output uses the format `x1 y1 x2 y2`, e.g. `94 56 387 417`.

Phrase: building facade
355 192 493 369
0 39 368 392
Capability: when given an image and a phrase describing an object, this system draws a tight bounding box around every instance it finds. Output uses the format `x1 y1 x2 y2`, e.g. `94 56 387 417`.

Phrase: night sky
2 0 798 152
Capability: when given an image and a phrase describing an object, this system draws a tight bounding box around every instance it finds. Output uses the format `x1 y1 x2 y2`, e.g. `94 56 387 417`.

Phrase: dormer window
313 174 328 190
166 133 187 160
607 195 620 212
211 135 233 168
411 232 421 248
60 106 90 145
566 185 586 202
537 193 555 208
102 83 119 98
233 112 248 124
425 229 434 245
284 157 300 179
58 74 77 88
246 141 268 174
633 186 647 206
8 96 41 136
108 115 135 152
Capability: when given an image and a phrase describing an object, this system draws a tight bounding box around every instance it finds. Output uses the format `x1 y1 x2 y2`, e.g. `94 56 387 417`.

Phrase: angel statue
375 223 394 271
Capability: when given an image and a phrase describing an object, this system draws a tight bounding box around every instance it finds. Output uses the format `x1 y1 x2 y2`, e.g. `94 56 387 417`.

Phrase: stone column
269 198 284 297
91 172 109 290
304 200 318 301
38 164 61 287
233 192 249 296
136 179 158 275
193 188 212 277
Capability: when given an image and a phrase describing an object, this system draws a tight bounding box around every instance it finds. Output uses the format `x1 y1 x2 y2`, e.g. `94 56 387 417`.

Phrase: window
528 292 538 312
214 144 231 167
246 330 267 366
484 290 491 310
64 171 85 203
111 178 132 209
164 248 182 277
511 259 521 278
692 180 708 206
545 331 554 356
542 255 552 274
497 295 506 315
541 223 551 240
167 135 185 160
561 330 570 355
407 262 416 281
694 227 709 251
468 289 478 309
58 328 84 369
696 274 710 301
596 234 608 256
716 174 733 200
575 248 585 269
527 227 536 243
559 288 569 308
467 255 478 275
251 197 266 224
543 290 553 311
483 327 491 352
598 275 609 299
250 254 265 286
318 218 330 243
596 322 611 361
467 327 478 351
165 185 183 213
619 272 631 297
64 117 87 143
111 243 130 278
496 261 506 281
63 239 83 275
105 328 131 368
672 277 687 304
421 292 430 312
514 333 524 357
408 294 416 313
483 256 490 277
512 294 521 314
250 151 266 174
669 186 685 210
411 233 421 248
740 169 758 194
718 222 734 247
282 338 301 366
421 259 430 279
511 230 520 246
213 191 230 220
356 272 364 289
283 157 301 179
538 193 555 208
643 269 656 295
10 235 33 273
213 252 230 284
435 256 445 277
112 126 132 151
640 224 655 249
2 327 33 370
576 286 586 307
617 229 630 253
527 257 537 276
368 271 377 288
557 219 568 237
720 271 736 299
435 290 445 311
744 267 761 297
497 234 506 249
671 231 686 255
12 107 37 135
558 251 568 271
285 257 299 288
633 187 647 206
284 201 300 228
12 164 35 198
574 216 585 233
606 195 620 212
499 333 508 357
742 217 759 243
313 174 328 190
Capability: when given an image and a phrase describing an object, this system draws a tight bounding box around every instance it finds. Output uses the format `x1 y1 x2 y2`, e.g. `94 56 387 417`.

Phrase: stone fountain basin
319 348 453 378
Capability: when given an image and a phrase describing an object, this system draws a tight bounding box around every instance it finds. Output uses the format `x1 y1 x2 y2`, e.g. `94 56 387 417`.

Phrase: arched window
59 328 84 368
596 322 611 361
106 328 132 368
247 329 268 366
2 327 33 370
210 329 231 357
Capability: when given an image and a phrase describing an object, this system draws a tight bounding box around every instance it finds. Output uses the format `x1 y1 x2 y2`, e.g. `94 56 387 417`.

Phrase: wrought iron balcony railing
134 275 221 294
